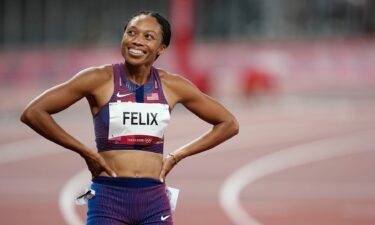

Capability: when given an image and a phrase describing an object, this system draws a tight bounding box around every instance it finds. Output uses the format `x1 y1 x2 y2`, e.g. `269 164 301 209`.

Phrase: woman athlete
21 11 239 225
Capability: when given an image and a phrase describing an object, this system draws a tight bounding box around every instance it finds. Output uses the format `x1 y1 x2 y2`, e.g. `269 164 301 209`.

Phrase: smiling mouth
128 48 146 56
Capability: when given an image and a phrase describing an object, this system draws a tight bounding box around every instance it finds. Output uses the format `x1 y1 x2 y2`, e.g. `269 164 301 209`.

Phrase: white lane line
3 123 367 225
219 130 375 225
58 124 371 225
58 108 371 225
56 121 309 225
59 169 91 225
239 181 375 199
57 120 323 225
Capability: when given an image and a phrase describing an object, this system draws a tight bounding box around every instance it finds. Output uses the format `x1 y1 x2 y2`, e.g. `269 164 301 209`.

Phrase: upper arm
24 67 105 115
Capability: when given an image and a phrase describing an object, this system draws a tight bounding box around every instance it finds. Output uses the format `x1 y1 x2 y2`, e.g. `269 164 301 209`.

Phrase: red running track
1 87 375 225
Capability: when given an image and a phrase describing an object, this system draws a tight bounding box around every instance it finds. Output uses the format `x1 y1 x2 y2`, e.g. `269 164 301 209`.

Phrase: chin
125 57 146 66
125 55 155 66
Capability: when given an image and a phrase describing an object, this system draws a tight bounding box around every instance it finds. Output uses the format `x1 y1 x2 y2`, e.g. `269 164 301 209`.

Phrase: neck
124 62 152 86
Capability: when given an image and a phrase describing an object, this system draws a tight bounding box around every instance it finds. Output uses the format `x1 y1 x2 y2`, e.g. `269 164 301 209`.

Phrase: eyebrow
127 26 157 34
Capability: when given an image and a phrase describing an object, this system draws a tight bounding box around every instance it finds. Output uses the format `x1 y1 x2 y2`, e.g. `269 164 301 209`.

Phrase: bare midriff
98 150 163 179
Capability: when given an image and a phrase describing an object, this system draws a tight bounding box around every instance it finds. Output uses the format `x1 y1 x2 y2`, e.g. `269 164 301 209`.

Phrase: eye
145 34 155 40
127 30 136 36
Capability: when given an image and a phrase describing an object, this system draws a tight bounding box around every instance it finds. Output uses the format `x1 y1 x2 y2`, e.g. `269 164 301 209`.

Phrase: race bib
108 102 170 145
166 186 180 211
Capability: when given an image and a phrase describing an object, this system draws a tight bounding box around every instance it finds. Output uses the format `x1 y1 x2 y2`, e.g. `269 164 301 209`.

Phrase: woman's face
121 15 166 66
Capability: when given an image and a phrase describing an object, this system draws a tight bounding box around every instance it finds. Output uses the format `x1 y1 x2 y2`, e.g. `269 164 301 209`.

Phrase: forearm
20 109 94 158
172 117 239 162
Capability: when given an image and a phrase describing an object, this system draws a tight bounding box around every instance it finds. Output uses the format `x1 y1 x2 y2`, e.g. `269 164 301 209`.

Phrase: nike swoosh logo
116 91 134 98
161 215 171 221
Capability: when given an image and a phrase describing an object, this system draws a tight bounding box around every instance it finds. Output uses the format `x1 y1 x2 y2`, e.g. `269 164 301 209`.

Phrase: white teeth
129 48 144 55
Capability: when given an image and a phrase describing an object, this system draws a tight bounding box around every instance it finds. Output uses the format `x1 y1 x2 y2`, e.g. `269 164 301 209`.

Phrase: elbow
228 116 239 137
20 107 38 125
20 108 31 124
232 117 240 136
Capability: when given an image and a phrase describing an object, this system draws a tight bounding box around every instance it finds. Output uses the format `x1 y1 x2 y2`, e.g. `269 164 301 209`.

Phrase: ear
157 45 166 56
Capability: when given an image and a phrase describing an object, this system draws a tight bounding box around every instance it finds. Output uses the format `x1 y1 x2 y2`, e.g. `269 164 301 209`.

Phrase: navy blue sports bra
93 63 170 154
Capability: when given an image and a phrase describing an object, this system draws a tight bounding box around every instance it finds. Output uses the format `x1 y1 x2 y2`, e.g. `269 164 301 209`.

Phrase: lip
128 48 146 57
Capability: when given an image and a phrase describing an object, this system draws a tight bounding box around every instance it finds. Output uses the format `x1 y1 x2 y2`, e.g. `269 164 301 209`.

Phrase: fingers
96 155 117 177
159 167 166 183
90 163 116 181
159 157 176 183
102 163 117 178
84 153 117 179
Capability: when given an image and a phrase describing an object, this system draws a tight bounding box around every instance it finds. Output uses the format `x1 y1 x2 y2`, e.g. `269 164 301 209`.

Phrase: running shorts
87 176 173 225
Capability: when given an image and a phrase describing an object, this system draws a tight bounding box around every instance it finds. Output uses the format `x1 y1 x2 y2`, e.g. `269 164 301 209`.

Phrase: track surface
1 87 375 225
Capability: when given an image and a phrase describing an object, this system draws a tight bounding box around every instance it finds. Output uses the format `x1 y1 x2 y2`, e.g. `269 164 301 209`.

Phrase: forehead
127 15 162 34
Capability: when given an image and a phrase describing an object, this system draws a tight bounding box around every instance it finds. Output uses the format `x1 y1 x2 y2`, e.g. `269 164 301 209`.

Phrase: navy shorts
87 176 173 225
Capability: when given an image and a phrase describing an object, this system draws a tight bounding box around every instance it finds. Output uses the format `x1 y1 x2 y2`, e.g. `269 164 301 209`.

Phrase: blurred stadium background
1 1 375 225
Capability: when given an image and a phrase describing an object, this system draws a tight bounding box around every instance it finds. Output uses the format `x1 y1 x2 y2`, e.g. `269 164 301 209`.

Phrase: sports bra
93 63 171 154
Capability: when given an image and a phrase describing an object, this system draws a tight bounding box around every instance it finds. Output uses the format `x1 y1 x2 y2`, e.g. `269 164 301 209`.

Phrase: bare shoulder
157 68 198 90
157 68 202 104
68 64 113 94
72 64 113 83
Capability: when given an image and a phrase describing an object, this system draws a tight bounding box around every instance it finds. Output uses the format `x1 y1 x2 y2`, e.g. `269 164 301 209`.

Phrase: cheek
120 42 128 58
120 42 125 53
121 34 131 46
121 38 130 50
150 43 163 54
121 37 128 46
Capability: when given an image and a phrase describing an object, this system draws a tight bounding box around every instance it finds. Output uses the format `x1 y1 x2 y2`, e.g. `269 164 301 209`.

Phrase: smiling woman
122 13 168 67
20 10 239 225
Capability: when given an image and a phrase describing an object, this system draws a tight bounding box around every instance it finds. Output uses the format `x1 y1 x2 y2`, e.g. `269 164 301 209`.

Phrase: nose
131 35 144 46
